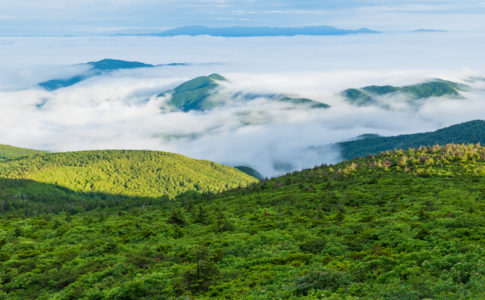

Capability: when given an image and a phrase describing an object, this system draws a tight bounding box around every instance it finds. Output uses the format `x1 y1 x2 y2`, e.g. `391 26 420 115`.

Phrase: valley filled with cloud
1 32 485 176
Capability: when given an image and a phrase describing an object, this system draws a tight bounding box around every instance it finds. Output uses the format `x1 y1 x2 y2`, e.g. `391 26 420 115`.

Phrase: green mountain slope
1 145 485 298
0 150 257 199
342 79 465 106
339 119 485 160
158 74 329 112
0 144 43 159
158 73 226 111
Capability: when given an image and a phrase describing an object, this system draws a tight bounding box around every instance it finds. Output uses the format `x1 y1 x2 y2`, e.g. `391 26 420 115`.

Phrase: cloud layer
1 33 485 176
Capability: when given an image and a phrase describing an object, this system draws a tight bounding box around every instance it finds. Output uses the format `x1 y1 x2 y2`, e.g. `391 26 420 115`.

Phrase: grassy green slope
0 144 43 159
339 119 485 160
0 150 257 199
1 144 485 298
158 73 226 112
158 74 329 112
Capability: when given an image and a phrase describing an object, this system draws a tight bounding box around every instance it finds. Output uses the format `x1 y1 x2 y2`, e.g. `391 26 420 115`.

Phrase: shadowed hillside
339 120 485 160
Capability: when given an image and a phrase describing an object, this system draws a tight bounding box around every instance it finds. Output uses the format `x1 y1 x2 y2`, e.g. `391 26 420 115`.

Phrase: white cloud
0 33 485 176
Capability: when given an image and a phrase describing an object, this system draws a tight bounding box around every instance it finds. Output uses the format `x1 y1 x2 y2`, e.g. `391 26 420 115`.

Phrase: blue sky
1 0 485 36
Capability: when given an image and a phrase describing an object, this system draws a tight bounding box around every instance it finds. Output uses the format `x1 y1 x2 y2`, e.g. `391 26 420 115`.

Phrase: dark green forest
339 119 485 160
1 144 485 298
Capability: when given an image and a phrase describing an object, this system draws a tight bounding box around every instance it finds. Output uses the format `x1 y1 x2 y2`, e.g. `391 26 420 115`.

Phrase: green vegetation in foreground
1 144 485 298
339 119 485 160
0 144 44 159
158 74 329 112
0 150 257 200
342 79 465 106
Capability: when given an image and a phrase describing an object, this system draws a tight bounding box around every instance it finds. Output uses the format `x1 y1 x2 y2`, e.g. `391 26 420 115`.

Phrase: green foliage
343 79 466 106
1 144 485 298
339 119 485 160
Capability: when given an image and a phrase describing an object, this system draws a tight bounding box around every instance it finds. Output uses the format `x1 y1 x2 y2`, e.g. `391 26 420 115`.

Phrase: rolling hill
158 74 329 112
1 144 484 298
342 79 466 107
0 150 257 200
0 144 44 159
339 119 485 160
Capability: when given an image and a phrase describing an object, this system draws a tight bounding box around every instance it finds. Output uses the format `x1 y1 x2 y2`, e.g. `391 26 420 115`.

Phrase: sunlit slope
0 144 44 159
0 150 257 198
1 144 485 298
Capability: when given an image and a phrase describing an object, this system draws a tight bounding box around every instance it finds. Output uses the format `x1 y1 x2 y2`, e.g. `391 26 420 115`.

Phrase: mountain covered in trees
342 79 466 107
1 144 485 298
0 149 257 203
157 73 329 112
338 120 485 160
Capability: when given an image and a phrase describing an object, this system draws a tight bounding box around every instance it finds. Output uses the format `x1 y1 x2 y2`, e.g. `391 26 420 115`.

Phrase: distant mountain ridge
38 59 184 91
338 120 485 160
139 25 379 37
412 29 447 33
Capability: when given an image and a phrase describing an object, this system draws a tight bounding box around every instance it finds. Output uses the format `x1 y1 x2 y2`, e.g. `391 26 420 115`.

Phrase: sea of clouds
1 32 485 177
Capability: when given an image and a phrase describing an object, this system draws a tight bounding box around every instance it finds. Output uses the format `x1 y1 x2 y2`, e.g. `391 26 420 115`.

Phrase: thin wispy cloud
0 0 484 35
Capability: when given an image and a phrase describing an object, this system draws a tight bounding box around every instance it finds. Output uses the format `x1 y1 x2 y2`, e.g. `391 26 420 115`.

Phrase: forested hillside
0 150 257 200
339 119 485 160
1 144 484 298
